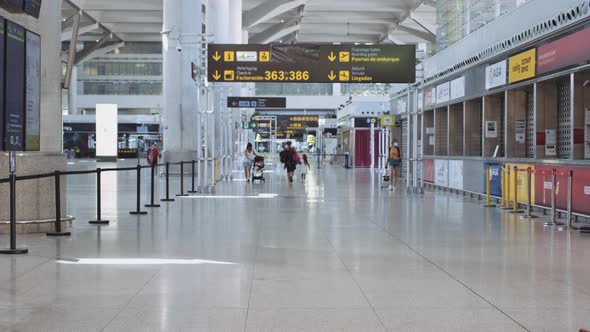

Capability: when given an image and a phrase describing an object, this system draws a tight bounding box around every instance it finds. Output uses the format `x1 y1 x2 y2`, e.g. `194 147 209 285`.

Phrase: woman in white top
243 142 256 182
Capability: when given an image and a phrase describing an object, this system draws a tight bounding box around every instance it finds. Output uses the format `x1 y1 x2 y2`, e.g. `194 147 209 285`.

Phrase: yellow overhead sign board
509 49 536 84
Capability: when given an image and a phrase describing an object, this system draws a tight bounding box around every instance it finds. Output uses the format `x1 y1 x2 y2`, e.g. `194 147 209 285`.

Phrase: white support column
162 0 202 164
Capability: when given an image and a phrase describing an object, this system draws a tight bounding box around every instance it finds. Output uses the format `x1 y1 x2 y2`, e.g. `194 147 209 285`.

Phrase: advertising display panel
25 30 40 151
424 86 435 109
483 162 503 197
448 160 464 190
435 159 449 187
423 159 434 183
5 20 25 151
508 49 536 84
436 82 450 104
208 44 416 83
537 26 590 75
485 60 507 90
450 76 465 101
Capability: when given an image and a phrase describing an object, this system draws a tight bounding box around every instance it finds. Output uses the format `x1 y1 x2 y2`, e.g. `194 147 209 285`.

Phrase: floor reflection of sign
485 121 497 138
515 119 526 143
546 128 556 156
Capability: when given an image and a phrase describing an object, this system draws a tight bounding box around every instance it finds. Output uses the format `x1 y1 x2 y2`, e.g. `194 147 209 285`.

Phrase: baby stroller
252 156 265 183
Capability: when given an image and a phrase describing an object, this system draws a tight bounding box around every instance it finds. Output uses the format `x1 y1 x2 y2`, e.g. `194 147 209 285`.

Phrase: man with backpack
280 141 300 183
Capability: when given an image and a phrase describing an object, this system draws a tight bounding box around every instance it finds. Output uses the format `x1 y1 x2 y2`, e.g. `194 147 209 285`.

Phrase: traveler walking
243 143 256 182
280 141 299 183
386 142 401 190
300 154 310 183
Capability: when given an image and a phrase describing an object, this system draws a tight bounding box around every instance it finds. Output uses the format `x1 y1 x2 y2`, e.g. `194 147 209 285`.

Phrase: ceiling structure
63 0 163 42
244 0 437 45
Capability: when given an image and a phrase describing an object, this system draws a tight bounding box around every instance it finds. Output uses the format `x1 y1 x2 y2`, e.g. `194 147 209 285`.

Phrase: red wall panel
535 165 590 215
423 159 434 183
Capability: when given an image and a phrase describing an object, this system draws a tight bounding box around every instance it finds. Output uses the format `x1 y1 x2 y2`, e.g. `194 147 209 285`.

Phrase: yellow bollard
502 165 512 210
482 166 496 208
508 166 523 214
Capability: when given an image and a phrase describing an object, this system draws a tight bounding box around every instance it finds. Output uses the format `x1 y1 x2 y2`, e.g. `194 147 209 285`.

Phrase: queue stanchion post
501 166 512 210
482 166 496 208
161 162 174 202
0 172 28 255
188 160 197 194
47 171 71 236
559 170 574 231
89 168 109 224
521 167 538 219
499 166 505 208
177 161 188 197
145 164 160 208
507 166 524 214
544 169 564 227
130 165 148 215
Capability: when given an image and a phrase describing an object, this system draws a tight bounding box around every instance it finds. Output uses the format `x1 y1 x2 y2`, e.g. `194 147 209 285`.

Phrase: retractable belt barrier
0 159 200 255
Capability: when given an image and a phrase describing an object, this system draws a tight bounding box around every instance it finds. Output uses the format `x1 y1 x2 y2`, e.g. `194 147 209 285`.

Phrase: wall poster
435 159 449 187
515 119 526 143
25 30 40 151
448 160 464 190
546 128 556 156
485 121 497 138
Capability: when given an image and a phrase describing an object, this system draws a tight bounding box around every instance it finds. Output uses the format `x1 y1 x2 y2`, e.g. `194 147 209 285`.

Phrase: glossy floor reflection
1 160 590 331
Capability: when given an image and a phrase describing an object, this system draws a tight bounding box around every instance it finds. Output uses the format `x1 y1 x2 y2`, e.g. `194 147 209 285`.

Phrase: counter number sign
208 44 416 84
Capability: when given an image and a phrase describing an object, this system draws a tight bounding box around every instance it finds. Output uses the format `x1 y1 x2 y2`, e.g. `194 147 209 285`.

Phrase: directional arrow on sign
212 70 221 80
328 70 336 81
328 52 336 62
232 101 238 107
213 51 221 61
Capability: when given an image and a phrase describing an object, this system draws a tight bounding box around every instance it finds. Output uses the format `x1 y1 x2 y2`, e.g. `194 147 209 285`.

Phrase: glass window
82 61 162 76
83 82 162 95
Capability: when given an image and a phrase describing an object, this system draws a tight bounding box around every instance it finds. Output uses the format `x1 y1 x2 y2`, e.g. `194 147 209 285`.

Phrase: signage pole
370 122 375 170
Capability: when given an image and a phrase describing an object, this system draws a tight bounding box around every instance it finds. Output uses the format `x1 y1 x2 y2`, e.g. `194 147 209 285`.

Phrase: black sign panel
0 18 4 150
208 44 416 84
5 20 25 151
23 0 41 18
227 97 286 108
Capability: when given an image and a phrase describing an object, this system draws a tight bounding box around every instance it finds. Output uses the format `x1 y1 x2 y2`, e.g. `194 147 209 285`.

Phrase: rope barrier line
0 159 200 255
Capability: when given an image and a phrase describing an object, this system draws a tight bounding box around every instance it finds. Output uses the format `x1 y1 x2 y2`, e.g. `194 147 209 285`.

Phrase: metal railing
0 160 202 255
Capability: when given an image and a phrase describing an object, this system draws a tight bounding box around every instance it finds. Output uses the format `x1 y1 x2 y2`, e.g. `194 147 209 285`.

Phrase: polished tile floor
1 160 590 331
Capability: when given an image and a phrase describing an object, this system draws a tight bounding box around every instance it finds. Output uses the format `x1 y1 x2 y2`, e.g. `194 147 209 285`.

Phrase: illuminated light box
95 104 118 161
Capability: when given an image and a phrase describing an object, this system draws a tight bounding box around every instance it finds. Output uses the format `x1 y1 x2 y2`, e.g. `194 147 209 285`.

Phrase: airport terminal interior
2 0 590 331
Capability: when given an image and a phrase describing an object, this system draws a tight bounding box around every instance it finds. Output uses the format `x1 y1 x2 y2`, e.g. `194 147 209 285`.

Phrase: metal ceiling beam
243 0 305 29
391 23 435 42
74 33 113 65
76 41 125 65
249 17 301 44
410 12 436 34
61 14 76 30
62 22 99 41
63 12 81 89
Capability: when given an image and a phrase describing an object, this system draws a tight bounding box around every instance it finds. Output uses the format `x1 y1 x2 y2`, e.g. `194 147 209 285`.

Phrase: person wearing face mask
386 142 401 191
